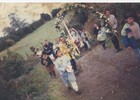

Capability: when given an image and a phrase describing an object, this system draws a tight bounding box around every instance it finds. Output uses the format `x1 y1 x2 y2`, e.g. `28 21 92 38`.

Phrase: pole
62 20 80 54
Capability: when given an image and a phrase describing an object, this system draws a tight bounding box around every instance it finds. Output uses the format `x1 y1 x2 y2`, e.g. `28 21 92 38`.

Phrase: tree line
0 7 61 52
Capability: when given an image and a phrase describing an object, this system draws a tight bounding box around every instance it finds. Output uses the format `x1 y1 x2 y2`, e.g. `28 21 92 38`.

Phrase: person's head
42 53 48 59
36 48 39 51
126 17 134 24
105 9 111 17
55 49 62 57
45 40 48 45
125 12 135 24
55 38 59 43
59 36 65 43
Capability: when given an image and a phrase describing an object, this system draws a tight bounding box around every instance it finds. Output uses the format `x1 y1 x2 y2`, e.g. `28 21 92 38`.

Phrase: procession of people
29 7 140 95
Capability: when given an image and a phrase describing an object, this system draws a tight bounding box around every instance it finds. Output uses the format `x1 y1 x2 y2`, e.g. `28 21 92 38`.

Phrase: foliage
0 50 38 100
40 13 52 21
3 13 29 35
0 13 52 52
51 8 62 18
5 39 15 46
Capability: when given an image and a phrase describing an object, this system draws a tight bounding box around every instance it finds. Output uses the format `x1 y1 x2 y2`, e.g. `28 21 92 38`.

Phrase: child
121 14 140 60
54 48 81 95
41 52 56 78
97 27 107 50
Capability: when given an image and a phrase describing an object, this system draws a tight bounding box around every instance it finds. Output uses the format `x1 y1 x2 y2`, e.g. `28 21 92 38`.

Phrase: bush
5 39 15 46
51 8 62 18
76 8 88 25
40 13 51 21
0 50 25 81
0 51 38 100
5 34 21 42
0 38 9 51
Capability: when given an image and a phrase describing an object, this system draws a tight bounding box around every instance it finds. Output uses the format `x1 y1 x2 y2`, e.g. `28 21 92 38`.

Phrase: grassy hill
0 19 69 100
0 19 59 57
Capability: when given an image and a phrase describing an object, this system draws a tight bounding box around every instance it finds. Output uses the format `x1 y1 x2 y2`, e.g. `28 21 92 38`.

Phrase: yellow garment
59 39 79 60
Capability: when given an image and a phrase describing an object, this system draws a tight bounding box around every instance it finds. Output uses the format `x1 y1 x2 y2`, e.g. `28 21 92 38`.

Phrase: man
105 9 122 53
58 36 78 72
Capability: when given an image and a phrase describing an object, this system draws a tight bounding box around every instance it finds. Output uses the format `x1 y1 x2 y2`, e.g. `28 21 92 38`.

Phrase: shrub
5 39 15 46
0 50 38 100
51 8 62 18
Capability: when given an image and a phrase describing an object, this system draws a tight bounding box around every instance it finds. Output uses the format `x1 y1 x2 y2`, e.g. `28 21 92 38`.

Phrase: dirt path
65 46 140 100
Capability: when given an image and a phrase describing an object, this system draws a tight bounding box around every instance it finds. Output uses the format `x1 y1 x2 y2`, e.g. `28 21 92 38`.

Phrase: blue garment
43 42 56 58
122 28 137 49
122 36 136 49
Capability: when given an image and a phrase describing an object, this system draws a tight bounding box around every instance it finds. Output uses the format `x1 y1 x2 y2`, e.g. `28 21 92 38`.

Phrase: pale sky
0 3 63 37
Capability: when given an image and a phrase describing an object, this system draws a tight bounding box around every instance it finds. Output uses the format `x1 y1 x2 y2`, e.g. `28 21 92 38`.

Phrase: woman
54 48 81 95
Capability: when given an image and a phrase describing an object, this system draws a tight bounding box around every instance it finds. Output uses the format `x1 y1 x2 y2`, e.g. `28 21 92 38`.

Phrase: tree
51 8 62 18
3 13 29 35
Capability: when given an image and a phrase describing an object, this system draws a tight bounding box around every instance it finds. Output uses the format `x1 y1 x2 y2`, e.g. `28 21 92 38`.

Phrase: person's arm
121 24 128 36
109 15 117 29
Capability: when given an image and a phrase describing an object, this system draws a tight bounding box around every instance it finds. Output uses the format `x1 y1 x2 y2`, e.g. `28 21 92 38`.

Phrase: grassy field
0 19 59 58
0 19 68 100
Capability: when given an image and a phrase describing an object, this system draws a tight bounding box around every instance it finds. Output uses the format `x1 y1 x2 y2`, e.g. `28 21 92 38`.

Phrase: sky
0 3 63 37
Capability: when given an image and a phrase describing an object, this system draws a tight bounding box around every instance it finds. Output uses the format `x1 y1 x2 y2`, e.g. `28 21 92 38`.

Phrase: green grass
0 19 59 58
0 19 68 100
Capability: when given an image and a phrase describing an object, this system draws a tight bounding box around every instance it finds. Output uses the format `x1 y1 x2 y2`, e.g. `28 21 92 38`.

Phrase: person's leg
70 59 77 72
112 35 119 50
122 36 129 48
70 81 81 94
99 41 106 49
46 67 52 77
85 40 91 49
128 37 137 49
111 34 122 52
102 41 106 49
50 65 56 77
83 41 88 51
70 81 78 91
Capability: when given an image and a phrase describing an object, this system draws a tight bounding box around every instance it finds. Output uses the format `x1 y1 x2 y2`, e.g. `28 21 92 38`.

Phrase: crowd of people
94 9 140 59
29 8 140 95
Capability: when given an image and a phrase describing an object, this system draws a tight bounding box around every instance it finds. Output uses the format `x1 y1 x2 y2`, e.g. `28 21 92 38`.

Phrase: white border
0 0 139 3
